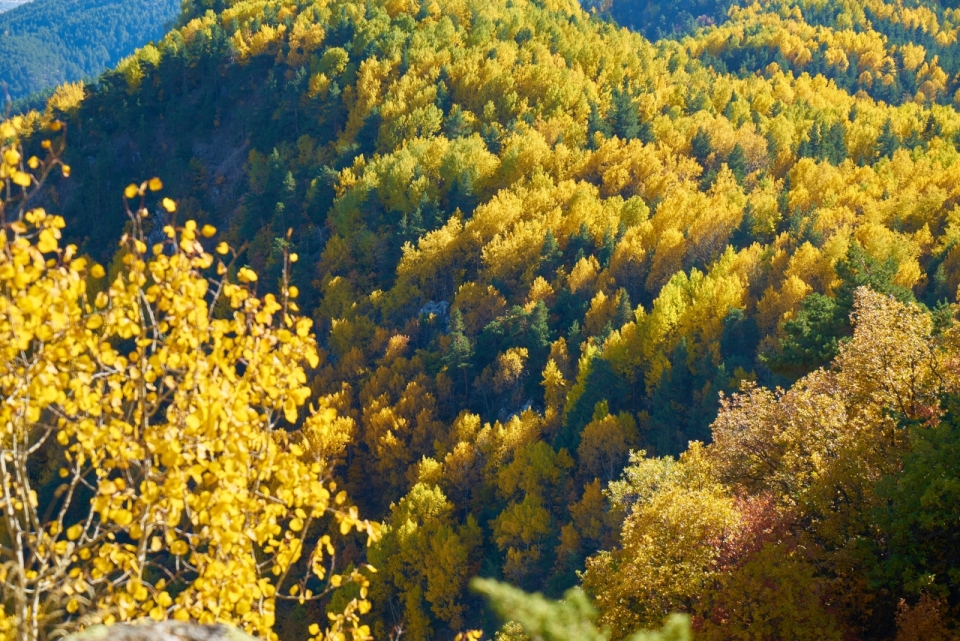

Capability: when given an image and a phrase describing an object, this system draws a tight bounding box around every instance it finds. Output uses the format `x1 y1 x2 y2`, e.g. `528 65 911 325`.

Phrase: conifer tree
877 118 900 158
541 229 562 273
614 289 634 329
587 101 613 147
445 104 472 139
446 308 475 394
691 128 712 165
727 144 748 182
599 227 616 268
922 113 941 141
823 122 848 164
529 301 552 351
610 82 642 140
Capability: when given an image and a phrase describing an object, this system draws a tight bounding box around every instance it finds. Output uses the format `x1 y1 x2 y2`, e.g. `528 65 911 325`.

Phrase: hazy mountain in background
0 0 179 103
0 0 31 13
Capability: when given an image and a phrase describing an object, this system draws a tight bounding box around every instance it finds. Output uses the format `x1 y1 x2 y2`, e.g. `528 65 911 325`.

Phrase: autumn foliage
5 0 960 637
0 118 376 641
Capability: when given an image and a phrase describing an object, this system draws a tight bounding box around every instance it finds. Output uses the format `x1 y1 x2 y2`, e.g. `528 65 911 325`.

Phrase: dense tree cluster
5 0 960 637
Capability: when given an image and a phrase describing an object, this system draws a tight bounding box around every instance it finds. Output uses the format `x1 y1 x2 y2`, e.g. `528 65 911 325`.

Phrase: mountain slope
0 0 179 101
15 0 960 637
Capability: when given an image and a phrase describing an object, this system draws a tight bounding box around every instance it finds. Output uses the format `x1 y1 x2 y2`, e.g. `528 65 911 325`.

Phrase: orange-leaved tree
0 116 377 641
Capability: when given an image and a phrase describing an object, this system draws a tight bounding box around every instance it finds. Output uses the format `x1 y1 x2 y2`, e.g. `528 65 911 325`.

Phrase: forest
0 0 180 102
2 0 960 638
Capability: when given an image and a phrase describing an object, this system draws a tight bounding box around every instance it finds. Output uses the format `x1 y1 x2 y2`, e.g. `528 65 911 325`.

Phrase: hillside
0 0 179 101
8 0 960 638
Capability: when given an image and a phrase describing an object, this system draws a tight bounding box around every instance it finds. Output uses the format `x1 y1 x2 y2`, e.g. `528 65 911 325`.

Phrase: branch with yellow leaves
0 117 378 641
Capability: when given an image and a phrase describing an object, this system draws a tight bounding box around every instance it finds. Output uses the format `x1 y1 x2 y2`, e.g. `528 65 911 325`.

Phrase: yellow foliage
900 43 927 71
525 276 554 310
45 82 86 116
0 130 376 641
568 254 601 295
494 348 529 395
583 290 616 337
612 249 748 387
757 275 812 334
712 289 943 514
541 359 567 432
115 55 145 91
577 411 637 482
287 19 326 67
252 23 286 57
15 0 960 634
582 444 738 636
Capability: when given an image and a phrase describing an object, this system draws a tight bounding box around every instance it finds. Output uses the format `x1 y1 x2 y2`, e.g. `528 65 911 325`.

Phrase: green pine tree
922 113 942 142
598 227 616 268
727 143 748 182
691 128 712 165
824 122 848 164
529 301 552 350
541 228 562 274
587 101 612 147
611 82 641 140
877 118 900 159
446 308 474 394
444 104 472 138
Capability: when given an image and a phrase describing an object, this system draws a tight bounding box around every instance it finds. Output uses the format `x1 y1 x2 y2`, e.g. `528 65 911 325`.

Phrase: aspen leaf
37 229 58 253
12 171 31 187
3 148 20 165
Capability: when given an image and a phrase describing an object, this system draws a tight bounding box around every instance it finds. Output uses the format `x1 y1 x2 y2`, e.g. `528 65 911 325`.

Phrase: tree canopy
5 0 960 636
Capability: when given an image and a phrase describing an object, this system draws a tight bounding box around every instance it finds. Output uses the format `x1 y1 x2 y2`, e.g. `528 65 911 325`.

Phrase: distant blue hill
0 0 179 103
0 0 32 13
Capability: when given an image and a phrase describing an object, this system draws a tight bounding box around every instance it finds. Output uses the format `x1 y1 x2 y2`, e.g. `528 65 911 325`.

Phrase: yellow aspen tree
0 121 377 641
582 444 738 637
579 414 638 483
541 359 567 434
369 483 480 638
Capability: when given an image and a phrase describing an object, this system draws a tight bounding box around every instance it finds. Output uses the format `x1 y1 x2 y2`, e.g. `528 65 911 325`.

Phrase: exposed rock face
67 622 258 641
